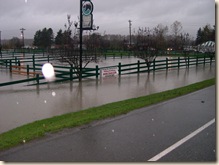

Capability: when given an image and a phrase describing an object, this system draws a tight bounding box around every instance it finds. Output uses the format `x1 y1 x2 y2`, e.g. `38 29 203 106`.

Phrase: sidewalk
0 85 216 162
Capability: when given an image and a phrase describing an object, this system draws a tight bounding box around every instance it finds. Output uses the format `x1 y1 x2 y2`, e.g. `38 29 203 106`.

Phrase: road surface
0 85 216 162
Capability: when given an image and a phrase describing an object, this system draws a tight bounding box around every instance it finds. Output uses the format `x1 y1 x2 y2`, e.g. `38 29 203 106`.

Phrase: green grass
0 78 215 151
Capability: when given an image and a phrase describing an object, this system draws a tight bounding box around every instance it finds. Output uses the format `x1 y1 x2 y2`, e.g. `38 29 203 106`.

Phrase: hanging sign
82 0 93 16
82 0 94 30
82 14 93 30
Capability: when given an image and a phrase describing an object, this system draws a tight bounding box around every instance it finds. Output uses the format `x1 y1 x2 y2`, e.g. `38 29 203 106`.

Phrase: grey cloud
0 0 215 39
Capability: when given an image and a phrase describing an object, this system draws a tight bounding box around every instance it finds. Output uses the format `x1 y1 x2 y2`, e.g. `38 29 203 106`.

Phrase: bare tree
134 24 168 72
50 15 99 78
171 21 183 50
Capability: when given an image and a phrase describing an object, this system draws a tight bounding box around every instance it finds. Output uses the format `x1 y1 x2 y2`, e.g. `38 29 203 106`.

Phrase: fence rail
118 56 214 75
0 55 215 87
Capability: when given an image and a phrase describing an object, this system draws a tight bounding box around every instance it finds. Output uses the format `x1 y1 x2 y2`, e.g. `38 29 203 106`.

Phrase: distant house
197 41 215 53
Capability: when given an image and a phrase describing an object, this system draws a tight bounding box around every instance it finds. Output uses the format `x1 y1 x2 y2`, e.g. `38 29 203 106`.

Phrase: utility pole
0 31 1 45
20 28 26 56
128 20 132 47
20 28 25 47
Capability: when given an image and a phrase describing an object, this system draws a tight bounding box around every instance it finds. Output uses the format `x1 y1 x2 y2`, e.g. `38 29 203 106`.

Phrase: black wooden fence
0 55 215 87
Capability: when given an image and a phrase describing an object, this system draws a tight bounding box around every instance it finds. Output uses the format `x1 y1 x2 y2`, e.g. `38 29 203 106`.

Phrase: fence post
166 58 168 70
118 62 121 75
27 65 29 76
196 57 198 66
9 60 12 72
95 65 99 79
204 55 206 66
188 57 190 68
36 74 39 84
5 60 8 68
47 55 50 62
70 64 73 80
153 59 155 71
70 68 73 80
178 57 180 68
15 57 17 65
137 60 140 73
210 56 213 65
32 55 35 72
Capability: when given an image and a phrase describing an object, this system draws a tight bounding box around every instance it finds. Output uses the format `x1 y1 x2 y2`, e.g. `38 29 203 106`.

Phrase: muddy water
0 57 215 133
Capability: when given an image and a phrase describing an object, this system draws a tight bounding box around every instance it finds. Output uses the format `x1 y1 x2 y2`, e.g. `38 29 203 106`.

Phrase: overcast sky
0 0 216 39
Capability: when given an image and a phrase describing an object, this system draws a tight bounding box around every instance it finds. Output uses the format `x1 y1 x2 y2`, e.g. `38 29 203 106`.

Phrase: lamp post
128 20 132 47
79 0 83 82
79 0 95 81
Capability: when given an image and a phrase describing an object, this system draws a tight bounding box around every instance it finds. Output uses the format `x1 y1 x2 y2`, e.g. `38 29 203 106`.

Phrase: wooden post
166 58 168 70
70 68 73 80
137 60 140 73
153 59 155 71
5 60 7 68
27 65 29 76
36 74 39 84
178 57 180 68
118 62 121 75
32 55 35 72
210 56 213 65
9 60 12 72
96 65 99 79
188 57 190 68
15 57 17 65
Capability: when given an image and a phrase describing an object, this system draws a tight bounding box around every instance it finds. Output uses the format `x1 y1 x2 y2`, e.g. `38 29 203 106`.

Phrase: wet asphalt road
0 86 216 162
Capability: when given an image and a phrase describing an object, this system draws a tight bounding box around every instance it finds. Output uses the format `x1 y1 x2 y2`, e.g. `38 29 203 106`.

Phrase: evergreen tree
33 28 54 49
195 24 215 45
55 29 63 45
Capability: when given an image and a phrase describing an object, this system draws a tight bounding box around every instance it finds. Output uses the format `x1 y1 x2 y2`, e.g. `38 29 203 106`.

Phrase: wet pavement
0 86 215 162
0 57 216 134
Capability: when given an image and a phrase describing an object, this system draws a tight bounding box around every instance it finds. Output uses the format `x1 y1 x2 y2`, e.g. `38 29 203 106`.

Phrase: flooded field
0 57 215 133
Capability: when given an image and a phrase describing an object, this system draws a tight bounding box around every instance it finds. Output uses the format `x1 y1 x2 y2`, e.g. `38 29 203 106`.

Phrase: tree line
1 21 215 51
32 21 216 52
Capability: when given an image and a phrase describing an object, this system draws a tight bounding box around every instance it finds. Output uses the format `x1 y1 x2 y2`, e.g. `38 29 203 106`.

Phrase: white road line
148 118 215 161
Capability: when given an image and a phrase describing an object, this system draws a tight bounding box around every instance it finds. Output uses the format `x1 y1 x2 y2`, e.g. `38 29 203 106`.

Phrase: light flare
42 63 56 82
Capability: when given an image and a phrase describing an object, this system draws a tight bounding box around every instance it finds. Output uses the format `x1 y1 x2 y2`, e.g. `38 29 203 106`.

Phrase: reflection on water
0 63 215 134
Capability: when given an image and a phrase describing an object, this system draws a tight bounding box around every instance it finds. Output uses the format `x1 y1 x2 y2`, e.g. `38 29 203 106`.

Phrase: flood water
0 57 216 133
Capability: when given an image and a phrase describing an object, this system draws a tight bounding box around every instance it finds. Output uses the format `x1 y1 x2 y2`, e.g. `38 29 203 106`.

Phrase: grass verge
0 78 215 151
